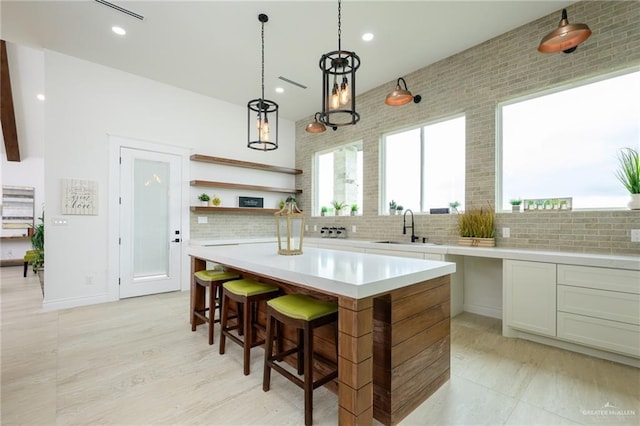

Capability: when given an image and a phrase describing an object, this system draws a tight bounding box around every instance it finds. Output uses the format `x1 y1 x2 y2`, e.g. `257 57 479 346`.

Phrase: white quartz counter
188 242 456 299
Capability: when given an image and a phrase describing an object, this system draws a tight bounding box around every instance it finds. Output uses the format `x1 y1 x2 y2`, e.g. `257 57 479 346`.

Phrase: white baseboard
42 293 112 311
463 303 502 319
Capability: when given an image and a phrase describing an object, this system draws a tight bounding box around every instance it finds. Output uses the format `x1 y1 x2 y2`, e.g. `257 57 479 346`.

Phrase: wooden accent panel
373 277 451 425
190 154 303 175
1 40 20 162
190 179 302 194
190 206 279 214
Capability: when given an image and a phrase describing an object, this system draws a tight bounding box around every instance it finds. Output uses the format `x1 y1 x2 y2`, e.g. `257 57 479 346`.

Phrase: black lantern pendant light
248 14 278 151
318 0 360 128
385 77 422 106
538 8 592 54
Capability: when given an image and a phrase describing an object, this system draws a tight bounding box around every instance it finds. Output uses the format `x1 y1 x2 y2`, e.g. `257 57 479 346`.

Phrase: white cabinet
503 260 557 337
556 265 640 358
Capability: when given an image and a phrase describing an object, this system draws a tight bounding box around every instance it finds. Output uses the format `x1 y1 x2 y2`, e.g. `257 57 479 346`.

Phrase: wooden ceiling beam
1 39 20 162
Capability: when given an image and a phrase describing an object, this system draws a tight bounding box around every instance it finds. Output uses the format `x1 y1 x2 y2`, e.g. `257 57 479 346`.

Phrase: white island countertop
188 242 456 299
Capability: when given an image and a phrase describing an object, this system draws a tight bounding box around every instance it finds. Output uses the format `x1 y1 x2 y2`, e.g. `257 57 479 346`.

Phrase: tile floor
1 266 638 425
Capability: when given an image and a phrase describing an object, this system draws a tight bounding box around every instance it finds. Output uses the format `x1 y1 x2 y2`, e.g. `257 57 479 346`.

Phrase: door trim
107 134 191 302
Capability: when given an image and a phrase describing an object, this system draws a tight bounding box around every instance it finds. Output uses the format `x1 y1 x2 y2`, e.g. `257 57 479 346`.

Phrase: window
314 141 363 215
499 69 640 210
381 116 465 213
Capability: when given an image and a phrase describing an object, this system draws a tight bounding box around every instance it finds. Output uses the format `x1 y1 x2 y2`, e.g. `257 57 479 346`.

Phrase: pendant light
538 8 592 54
385 77 422 106
318 0 360 128
305 112 327 133
248 14 278 151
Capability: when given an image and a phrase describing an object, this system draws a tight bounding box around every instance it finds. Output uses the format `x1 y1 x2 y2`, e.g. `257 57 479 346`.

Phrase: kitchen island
189 242 456 425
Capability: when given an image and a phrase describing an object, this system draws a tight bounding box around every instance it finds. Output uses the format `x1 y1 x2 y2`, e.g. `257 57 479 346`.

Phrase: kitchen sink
372 240 438 245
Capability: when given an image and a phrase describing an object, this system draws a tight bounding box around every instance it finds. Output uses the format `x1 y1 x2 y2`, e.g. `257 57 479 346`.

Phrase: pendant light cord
337 0 342 52
261 19 265 103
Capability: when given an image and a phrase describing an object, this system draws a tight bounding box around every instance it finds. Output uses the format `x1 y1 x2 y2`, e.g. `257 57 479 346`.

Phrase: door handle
172 238 181 243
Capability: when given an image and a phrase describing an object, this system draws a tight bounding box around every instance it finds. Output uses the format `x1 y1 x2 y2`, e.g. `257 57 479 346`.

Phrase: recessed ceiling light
36 94 45 101
362 33 374 42
112 26 126 36
275 87 284 94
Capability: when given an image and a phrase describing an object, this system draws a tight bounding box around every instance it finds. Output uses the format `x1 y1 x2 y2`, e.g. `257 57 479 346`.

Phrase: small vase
389 208 396 215
200 200 208 206
629 194 640 210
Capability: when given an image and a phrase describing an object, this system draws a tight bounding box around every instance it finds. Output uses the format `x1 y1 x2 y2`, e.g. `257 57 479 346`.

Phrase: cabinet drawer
558 285 640 325
557 265 640 294
557 312 640 358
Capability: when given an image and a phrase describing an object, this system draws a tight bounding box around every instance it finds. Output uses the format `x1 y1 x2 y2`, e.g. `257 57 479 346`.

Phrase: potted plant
396 205 404 214
198 193 210 206
615 147 640 209
449 201 460 214
30 212 45 293
543 199 552 210
389 200 397 215
457 204 495 247
320 206 328 216
509 198 522 213
350 204 358 216
526 200 535 211
331 201 345 216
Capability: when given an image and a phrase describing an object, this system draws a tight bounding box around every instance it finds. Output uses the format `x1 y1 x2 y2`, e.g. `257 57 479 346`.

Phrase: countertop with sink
190 237 639 270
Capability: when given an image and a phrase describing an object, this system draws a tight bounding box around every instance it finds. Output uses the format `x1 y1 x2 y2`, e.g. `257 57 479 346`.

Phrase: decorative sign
239 196 264 208
61 179 98 215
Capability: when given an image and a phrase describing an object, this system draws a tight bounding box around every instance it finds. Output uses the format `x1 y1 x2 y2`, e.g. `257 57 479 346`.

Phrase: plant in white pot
615 147 640 209
198 193 210 206
509 198 522 213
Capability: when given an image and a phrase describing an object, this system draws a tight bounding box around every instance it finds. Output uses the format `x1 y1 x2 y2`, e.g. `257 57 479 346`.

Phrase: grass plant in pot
615 147 640 210
331 201 345 216
457 205 496 247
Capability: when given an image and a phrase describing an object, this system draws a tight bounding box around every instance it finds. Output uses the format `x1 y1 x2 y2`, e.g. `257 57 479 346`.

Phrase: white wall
39 48 294 308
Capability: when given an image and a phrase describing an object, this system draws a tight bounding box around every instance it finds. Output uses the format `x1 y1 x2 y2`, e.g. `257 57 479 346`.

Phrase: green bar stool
191 270 240 345
262 294 338 426
219 278 279 375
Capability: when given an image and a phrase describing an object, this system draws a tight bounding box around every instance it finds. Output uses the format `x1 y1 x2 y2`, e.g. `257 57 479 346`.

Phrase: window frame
496 66 640 212
379 113 466 214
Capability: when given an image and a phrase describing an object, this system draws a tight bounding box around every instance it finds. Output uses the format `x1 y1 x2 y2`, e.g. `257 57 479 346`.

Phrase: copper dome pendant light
248 14 278 151
538 8 592 54
318 0 360 129
305 112 327 133
385 77 422 106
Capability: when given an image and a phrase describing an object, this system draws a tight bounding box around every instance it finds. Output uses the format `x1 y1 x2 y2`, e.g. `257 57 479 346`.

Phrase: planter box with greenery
616 147 640 210
457 205 495 247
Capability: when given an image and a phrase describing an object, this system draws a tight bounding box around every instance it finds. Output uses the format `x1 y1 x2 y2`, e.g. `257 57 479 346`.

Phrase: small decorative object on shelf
615 147 640 210
448 201 460 214
509 198 522 213
396 205 404 214
457 204 495 247
389 200 397 215
211 196 222 207
350 204 358 216
198 193 210 206
331 200 345 216
275 197 305 255
523 197 572 211
239 196 263 208
320 206 328 216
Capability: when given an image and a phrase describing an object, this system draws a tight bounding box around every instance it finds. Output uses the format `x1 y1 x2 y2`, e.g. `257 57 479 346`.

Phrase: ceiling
1 0 575 122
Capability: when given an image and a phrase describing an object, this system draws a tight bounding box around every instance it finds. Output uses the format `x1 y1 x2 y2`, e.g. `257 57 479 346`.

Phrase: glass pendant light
248 14 278 151
318 0 360 128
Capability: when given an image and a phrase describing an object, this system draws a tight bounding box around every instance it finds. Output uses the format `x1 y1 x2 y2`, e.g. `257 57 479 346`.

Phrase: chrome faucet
403 209 418 242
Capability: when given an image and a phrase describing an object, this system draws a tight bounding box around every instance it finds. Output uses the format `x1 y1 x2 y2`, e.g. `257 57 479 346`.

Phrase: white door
119 147 182 298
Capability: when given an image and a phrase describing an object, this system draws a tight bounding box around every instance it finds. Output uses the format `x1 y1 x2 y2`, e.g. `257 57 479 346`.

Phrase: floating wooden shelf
190 180 302 195
191 206 279 214
0 236 30 240
191 154 302 175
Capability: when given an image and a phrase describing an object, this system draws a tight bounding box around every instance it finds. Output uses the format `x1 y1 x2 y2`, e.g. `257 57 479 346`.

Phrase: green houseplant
331 201 346 216
509 198 522 213
457 204 495 247
30 212 45 292
388 200 397 215
350 204 358 216
448 201 460 214
198 193 210 206
320 206 328 216
615 147 640 209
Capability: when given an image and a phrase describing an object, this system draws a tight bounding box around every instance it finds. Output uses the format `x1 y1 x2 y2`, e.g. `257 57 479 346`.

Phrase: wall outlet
197 216 207 224
631 229 640 242
305 225 309 231
351 225 357 233
502 227 510 238
313 225 317 232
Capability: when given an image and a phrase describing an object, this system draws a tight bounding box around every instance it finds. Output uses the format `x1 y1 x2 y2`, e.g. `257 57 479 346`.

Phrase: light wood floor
2 266 638 425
